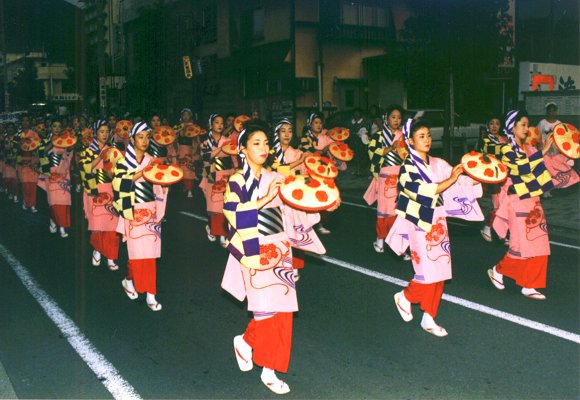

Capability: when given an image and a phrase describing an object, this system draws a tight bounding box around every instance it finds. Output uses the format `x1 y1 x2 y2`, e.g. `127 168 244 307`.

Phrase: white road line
341 201 580 250
341 200 371 210
312 254 580 345
0 244 142 400
549 241 580 250
180 211 209 222
181 210 580 344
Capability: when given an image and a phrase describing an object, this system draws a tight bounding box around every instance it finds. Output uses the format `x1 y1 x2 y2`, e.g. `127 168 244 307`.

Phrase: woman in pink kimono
479 115 508 242
298 113 337 234
17 129 40 212
487 110 555 300
199 113 236 247
113 121 168 311
148 114 178 164
46 120 74 238
386 119 484 337
176 108 197 198
80 120 120 271
364 105 408 254
269 118 310 280
221 121 332 395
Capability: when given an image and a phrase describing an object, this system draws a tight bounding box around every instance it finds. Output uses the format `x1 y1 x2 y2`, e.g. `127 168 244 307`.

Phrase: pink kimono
47 148 73 207
17 153 39 184
18 151 40 208
364 130 404 217
199 135 235 214
117 155 167 260
83 153 119 233
116 155 168 260
178 140 196 182
221 170 300 313
543 153 579 189
387 157 483 283
493 178 550 259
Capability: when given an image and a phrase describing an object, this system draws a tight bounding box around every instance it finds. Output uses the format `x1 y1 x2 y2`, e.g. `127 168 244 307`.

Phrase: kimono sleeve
112 159 136 220
367 131 385 177
223 173 261 269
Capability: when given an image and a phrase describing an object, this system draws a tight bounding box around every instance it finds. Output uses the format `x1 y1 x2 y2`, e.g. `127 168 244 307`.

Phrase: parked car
408 109 483 150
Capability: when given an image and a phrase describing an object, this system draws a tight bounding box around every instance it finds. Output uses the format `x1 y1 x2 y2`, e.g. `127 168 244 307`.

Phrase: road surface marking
0 244 142 400
313 254 580 345
180 211 209 222
341 201 580 250
0 358 17 399
180 210 580 344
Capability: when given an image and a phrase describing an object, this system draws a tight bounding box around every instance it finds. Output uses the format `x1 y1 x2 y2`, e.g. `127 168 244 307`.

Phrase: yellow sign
183 56 193 79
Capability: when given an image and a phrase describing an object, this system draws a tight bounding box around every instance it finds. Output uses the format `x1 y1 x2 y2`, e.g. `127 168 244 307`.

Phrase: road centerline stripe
340 201 580 250
0 244 142 400
312 254 580 345
181 210 580 344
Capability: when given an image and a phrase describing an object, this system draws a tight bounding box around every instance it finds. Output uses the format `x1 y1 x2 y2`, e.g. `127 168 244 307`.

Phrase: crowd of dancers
0 102 577 394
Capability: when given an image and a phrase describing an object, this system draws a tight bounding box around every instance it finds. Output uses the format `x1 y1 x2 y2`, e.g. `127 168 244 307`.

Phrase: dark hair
226 112 235 119
546 103 558 112
410 119 430 137
487 114 502 125
239 120 271 149
385 104 404 118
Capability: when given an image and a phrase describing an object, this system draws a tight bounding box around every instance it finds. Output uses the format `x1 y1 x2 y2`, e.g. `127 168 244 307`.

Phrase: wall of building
295 0 319 22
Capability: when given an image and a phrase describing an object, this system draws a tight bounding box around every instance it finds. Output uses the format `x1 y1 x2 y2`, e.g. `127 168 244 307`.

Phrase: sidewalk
336 171 580 240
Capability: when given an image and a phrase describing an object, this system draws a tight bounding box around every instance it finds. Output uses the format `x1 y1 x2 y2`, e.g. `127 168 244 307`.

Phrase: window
241 8 265 45
252 8 265 41
339 1 387 27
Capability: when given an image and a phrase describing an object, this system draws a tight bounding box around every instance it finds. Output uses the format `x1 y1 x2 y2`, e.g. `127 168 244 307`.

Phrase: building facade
118 0 411 129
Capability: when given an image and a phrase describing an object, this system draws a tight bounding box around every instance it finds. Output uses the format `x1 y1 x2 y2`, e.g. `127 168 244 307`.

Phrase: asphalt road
0 186 578 399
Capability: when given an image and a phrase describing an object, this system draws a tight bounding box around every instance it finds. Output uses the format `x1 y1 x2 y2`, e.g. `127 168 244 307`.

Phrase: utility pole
0 0 9 111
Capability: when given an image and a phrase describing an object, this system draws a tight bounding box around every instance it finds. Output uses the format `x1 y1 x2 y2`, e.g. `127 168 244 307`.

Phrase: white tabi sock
261 367 278 382
421 312 436 328
124 279 136 292
375 238 384 248
492 266 503 281
146 293 157 304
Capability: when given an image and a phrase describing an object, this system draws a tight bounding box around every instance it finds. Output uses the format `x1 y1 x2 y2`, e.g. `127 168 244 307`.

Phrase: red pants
404 280 445 318
5 178 18 196
50 205 71 228
496 254 548 289
90 231 120 260
376 216 396 239
292 248 305 270
243 312 293 373
209 213 228 236
126 258 157 294
22 182 37 208
183 179 194 191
